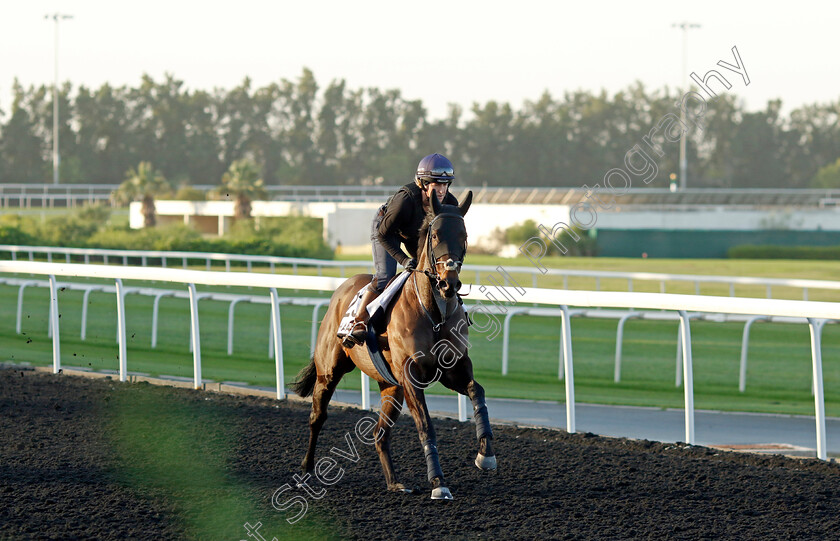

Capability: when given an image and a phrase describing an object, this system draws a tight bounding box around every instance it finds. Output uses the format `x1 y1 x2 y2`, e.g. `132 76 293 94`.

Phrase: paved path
332 390 840 458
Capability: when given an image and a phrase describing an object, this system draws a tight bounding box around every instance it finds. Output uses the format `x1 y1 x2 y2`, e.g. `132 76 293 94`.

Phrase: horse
291 190 496 500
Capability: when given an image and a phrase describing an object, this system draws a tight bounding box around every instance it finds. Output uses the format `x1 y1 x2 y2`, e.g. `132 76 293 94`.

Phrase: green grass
3 265 839 417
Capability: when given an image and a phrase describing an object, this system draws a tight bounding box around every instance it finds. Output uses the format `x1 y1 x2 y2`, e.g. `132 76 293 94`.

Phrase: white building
131 187 840 256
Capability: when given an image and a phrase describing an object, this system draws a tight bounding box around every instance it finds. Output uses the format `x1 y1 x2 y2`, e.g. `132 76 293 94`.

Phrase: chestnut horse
292 191 495 500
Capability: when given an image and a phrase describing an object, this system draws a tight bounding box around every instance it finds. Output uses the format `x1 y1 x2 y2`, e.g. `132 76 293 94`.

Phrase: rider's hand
404 258 418 272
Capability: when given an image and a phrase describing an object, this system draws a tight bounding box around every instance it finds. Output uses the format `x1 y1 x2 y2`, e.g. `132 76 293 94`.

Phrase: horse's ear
458 191 473 216
431 190 442 215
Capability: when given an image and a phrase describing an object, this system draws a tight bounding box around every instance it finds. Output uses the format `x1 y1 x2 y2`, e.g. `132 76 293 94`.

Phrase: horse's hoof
388 483 413 494
431 486 454 500
475 453 497 471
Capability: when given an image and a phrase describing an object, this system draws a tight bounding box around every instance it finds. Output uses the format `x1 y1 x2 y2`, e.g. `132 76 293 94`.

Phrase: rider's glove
404 258 418 272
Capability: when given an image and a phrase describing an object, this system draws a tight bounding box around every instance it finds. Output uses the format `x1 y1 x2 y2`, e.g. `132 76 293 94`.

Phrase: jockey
342 153 460 347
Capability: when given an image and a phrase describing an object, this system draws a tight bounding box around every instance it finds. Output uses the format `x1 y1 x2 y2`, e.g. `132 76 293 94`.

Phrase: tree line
1 68 839 188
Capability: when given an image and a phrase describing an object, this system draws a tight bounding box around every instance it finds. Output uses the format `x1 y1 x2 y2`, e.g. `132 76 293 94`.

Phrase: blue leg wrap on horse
423 441 444 482
474 402 493 441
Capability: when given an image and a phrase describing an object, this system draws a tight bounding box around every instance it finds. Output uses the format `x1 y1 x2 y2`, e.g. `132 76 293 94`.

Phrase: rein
412 271 458 335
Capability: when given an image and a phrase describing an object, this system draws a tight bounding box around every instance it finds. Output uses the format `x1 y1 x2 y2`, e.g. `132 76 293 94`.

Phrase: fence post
501 309 526 375
269 288 285 399
227 298 247 355
675 327 682 388
310 300 330 356
48 275 61 374
458 394 468 422
115 279 128 382
559 305 575 433
16 282 37 334
678 310 695 445
188 283 202 389
80 286 105 340
361 372 370 410
614 312 641 383
808 318 827 460
739 316 768 392
150 292 174 348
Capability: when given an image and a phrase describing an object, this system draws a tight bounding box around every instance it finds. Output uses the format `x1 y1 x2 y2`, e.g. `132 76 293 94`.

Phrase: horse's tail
291 356 317 398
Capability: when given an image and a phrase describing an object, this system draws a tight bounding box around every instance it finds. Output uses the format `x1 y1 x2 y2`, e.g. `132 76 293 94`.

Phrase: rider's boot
342 286 380 348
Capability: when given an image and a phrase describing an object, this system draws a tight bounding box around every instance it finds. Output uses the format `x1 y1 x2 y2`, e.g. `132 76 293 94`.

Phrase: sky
1 0 839 120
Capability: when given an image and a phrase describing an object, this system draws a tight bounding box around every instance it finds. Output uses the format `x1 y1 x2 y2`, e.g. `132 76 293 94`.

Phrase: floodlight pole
673 22 700 191
45 13 73 185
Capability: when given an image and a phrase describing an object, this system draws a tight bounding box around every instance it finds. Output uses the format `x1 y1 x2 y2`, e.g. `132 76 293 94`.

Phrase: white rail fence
3 277 330 357
495 306 830 393
0 184 116 208
1 260 837 460
4 277 816 396
3 245 840 301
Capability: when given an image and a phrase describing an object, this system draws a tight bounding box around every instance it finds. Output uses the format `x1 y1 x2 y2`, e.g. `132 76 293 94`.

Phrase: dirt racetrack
2 367 840 540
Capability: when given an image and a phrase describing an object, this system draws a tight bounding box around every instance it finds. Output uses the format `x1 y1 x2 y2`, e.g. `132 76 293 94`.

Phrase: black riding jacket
376 183 459 267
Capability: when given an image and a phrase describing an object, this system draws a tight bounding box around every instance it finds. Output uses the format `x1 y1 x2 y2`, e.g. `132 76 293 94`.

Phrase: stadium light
672 21 701 191
44 13 74 185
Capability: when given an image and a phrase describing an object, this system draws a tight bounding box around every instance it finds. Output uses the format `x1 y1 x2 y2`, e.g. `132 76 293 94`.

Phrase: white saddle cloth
336 271 411 339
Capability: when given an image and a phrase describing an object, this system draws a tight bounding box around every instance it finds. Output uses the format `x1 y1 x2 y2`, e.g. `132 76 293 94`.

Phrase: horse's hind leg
374 383 410 492
439 355 496 471
302 351 353 474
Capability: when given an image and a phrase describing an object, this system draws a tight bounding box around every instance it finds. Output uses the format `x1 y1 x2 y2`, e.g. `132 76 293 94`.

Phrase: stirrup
349 321 367 340
341 321 367 348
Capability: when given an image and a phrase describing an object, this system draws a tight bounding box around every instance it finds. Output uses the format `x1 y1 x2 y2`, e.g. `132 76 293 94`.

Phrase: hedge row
727 244 840 260
0 223 334 260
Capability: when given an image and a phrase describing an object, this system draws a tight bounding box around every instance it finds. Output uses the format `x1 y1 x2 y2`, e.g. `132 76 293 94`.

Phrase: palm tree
217 159 267 220
113 162 172 227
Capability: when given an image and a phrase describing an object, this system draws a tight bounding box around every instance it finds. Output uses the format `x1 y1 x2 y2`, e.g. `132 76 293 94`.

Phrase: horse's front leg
439 355 496 471
401 365 452 500
466 378 496 470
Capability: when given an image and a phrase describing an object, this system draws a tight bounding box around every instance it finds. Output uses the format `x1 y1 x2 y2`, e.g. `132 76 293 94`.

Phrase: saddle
336 272 412 386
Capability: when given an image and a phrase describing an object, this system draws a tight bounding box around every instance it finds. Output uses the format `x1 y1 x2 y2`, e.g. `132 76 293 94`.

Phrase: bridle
422 211 466 287
413 211 467 333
